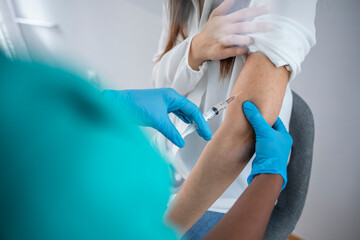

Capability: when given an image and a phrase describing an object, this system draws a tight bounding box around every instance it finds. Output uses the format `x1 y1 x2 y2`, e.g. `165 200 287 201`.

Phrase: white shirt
152 0 317 213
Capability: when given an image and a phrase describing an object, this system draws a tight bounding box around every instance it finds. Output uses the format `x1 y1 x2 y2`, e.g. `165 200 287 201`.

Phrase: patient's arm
204 174 283 240
166 52 290 233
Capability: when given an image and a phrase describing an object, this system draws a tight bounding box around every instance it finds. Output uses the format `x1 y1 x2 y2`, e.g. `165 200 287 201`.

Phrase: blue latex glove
243 101 293 191
103 88 212 148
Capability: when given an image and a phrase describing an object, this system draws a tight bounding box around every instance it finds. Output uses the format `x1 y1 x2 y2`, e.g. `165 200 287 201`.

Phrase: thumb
212 0 235 16
157 116 185 148
243 101 271 135
272 117 288 133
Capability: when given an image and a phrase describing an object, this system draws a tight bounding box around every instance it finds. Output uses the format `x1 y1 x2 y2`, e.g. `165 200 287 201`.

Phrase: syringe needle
181 91 242 139
226 91 242 104
234 91 242 98
226 96 235 104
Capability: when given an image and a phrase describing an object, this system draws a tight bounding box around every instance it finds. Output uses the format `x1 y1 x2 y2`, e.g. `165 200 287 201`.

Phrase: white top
152 0 317 213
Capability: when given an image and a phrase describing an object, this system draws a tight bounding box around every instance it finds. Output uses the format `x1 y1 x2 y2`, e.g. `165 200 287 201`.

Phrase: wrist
189 34 207 70
253 174 283 191
249 167 287 191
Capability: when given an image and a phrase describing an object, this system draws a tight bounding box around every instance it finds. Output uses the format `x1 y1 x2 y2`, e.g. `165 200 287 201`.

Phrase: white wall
9 0 163 89
3 0 360 239
292 1 360 239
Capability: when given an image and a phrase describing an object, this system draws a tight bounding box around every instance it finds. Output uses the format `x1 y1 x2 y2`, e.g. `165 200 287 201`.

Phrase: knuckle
219 37 228 46
191 103 200 115
223 24 232 34
231 34 237 42
245 37 254 45
255 22 263 30
218 36 225 43
223 14 231 22
166 88 178 97
167 87 175 93
235 24 244 33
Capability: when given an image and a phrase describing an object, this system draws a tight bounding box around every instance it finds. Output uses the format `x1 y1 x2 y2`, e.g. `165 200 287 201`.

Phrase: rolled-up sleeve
248 0 317 82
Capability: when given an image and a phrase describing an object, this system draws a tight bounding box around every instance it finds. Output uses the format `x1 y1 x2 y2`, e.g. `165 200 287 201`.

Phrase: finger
221 46 248 58
220 35 254 46
180 101 212 141
243 101 271 135
170 97 212 141
228 22 274 34
212 0 235 16
192 111 212 141
226 6 269 23
158 116 185 148
272 117 288 133
173 111 191 124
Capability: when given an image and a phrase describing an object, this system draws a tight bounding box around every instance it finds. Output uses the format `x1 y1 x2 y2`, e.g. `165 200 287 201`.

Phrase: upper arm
222 0 317 132
221 52 289 141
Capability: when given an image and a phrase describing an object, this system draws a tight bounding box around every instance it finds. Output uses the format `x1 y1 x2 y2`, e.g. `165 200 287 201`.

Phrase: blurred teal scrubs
0 54 178 239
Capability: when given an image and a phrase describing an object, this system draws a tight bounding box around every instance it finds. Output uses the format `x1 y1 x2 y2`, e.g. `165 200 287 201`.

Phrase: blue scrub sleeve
0 54 178 240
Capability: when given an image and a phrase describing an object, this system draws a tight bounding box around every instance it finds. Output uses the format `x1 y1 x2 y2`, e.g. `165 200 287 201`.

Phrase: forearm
167 126 253 233
167 52 289 232
188 34 207 71
204 174 283 240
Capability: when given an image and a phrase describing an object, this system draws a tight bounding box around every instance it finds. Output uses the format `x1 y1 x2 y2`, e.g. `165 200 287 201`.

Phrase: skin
204 174 284 240
167 52 290 233
189 0 270 70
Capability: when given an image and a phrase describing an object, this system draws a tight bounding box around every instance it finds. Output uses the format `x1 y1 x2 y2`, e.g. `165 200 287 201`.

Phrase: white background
2 0 360 239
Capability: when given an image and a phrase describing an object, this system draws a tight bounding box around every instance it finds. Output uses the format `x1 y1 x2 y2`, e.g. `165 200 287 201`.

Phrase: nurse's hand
189 0 271 70
103 88 211 148
243 101 293 191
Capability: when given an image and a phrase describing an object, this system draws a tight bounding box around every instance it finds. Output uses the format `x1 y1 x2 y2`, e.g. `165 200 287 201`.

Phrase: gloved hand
243 101 293 191
103 88 212 148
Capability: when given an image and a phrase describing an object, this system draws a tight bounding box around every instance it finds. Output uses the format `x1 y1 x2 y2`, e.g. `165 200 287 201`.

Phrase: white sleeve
248 0 317 82
152 1 208 96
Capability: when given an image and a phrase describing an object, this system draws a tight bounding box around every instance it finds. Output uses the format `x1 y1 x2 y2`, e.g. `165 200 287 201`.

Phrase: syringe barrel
213 101 227 113
180 101 227 139
204 101 227 121
203 109 217 121
181 124 197 139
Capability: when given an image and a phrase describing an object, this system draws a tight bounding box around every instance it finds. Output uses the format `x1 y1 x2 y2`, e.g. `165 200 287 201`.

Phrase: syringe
181 92 241 139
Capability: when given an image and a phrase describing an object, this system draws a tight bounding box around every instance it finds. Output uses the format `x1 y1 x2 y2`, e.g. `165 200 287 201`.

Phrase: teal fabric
0 54 177 240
